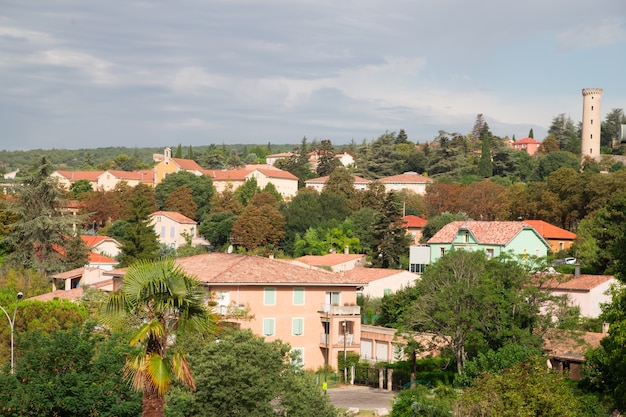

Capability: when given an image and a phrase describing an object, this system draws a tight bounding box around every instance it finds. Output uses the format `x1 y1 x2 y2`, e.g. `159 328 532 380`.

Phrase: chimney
344 246 349 255
602 322 609 334
268 253 274 260
574 263 581 277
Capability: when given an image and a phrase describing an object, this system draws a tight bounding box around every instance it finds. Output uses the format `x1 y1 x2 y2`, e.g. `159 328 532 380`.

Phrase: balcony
319 303 360 316
320 333 355 345
214 304 248 317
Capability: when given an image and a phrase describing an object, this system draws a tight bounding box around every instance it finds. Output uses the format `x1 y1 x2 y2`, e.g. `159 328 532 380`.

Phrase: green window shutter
293 288 305 305
264 288 276 305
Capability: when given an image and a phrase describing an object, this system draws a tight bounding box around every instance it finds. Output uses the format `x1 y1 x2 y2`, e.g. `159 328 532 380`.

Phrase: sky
2 1 626 151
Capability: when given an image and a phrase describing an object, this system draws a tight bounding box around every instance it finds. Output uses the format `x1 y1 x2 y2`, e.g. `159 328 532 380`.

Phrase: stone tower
581 88 602 160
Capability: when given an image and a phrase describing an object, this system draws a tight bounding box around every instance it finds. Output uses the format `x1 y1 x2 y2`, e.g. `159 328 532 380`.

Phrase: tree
209 184 243 215
528 128 534 138
100 259 216 417
534 151 580 181
198 211 237 248
154 171 214 221
230 193 285 251
396 129 410 145
370 192 412 268
234 177 261 207
79 189 122 230
478 125 493 178
456 358 608 416
63 233 91 270
181 329 337 417
601 108 626 148
404 251 541 374
315 139 340 177
69 179 93 197
548 113 579 150
164 185 198 220
323 166 355 203
117 184 159 267
0 325 142 416
471 114 486 139
3 157 82 275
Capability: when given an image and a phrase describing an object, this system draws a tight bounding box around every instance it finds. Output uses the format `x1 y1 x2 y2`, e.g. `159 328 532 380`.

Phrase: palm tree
100 258 216 417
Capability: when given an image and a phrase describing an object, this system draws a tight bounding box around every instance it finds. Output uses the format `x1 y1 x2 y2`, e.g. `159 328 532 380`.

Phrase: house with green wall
427 221 550 264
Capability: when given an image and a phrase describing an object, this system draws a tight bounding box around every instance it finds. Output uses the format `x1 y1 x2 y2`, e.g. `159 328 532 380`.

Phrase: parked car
564 257 577 265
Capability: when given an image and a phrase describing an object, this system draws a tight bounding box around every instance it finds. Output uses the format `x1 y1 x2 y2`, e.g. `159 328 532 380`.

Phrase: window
559 242 564 251
293 288 305 305
263 318 275 336
264 288 276 305
410 264 425 273
440 247 446 256
160 226 166 238
326 291 340 306
292 318 304 335
170 226 175 238
290 348 304 367
464 231 469 243
383 289 391 296
486 248 494 260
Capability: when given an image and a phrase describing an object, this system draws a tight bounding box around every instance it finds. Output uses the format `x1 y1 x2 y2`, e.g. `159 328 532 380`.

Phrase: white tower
581 88 602 160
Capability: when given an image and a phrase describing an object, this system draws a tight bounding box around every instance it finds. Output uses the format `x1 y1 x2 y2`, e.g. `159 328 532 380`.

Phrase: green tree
117 184 159 267
198 211 237 248
534 151 580 181
69 179 93 197
370 192 411 268
456 359 608 416
181 329 337 417
210 184 243 215
601 108 626 148
528 128 534 138
323 166 355 203
477 124 493 178
164 185 198 220
154 171 214 221
100 259 216 417
390 384 454 417
63 234 90 270
3 157 81 275
0 325 142 416
281 188 323 255
234 177 261 207
548 113 579 150
315 139 340 177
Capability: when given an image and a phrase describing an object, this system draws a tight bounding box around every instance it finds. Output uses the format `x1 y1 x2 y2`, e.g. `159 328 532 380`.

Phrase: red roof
27 288 83 302
429 221 539 246
540 274 614 292
53 170 104 181
402 215 427 228
295 254 366 267
343 268 409 283
204 165 297 181
81 235 118 248
513 137 541 145
523 220 576 240
379 172 433 184
305 175 371 184
171 158 204 172
151 211 196 224
89 252 118 264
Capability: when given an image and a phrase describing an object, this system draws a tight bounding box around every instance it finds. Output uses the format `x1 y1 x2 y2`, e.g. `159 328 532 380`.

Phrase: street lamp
342 319 347 383
0 292 23 374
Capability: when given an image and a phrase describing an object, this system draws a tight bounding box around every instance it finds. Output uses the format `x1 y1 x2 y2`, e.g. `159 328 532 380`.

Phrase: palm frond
170 351 196 391
147 352 172 396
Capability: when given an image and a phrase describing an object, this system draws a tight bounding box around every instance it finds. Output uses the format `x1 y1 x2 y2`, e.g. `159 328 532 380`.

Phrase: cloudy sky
2 1 626 151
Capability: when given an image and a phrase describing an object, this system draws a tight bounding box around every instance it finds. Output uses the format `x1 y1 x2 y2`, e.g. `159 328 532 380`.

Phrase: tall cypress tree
478 124 493 178
118 184 159 267
371 192 412 268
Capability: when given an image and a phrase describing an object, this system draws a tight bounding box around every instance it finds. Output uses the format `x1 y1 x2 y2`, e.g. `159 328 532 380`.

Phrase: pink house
540 273 617 318
512 137 541 156
109 253 367 371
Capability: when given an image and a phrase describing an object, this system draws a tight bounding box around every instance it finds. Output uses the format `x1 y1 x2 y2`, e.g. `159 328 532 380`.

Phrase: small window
383 289 392 296
263 318 275 336
264 288 276 305
440 248 446 256
292 318 304 335
559 242 564 251
170 226 175 238
293 288 305 305
161 226 166 238
486 248 494 260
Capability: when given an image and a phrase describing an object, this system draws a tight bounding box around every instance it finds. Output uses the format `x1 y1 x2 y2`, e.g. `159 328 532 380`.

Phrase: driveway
327 385 396 411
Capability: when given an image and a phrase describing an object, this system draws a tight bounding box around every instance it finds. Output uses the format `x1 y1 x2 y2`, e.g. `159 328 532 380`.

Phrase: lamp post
0 292 23 374
342 319 347 383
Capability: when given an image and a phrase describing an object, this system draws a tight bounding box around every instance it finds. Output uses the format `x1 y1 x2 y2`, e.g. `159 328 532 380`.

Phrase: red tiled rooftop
171 157 204 171
379 172 433 184
543 328 605 357
27 288 83 302
295 254 366 267
428 221 534 246
343 268 408 283
306 175 371 184
89 252 118 264
53 170 104 181
402 215 427 228
539 274 614 292
523 220 576 240
151 211 196 224
513 137 541 145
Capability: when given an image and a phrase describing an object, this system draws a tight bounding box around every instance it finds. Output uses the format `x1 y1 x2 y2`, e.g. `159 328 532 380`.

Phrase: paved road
327 385 396 411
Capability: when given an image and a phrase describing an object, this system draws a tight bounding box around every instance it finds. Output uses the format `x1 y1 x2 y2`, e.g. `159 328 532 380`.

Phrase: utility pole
0 292 23 374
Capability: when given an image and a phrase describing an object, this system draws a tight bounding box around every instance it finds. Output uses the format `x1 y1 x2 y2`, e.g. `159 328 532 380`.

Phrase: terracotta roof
171 157 204 171
248 166 299 180
513 137 541 145
52 267 86 279
428 221 540 246
151 211 196 224
343 268 409 283
81 235 119 248
53 170 104 181
267 152 294 158
379 172 433 184
27 288 83 302
107 253 368 286
305 175 371 184
89 252 118 264
105 170 153 181
295 254 366 267
541 274 614 292
402 215 427 228
543 328 605 358
523 220 576 240
204 165 297 181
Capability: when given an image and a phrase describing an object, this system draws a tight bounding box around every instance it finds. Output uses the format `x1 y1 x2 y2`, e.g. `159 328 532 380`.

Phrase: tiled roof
27 288 83 302
523 220 576 240
249 166 299 180
105 170 153 181
267 152 294 158
428 221 533 245
151 211 196 224
171 158 204 171
52 267 86 279
543 328 604 358
379 172 433 184
295 254 366 267
53 170 104 181
403 215 427 228
343 268 408 283
513 137 541 145
108 253 367 286
305 175 371 184
204 165 297 181
89 252 118 264
540 274 614 292
81 235 119 247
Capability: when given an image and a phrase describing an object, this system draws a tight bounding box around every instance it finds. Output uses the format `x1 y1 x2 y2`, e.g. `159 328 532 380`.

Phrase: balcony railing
319 333 355 345
214 304 248 316
319 304 360 315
